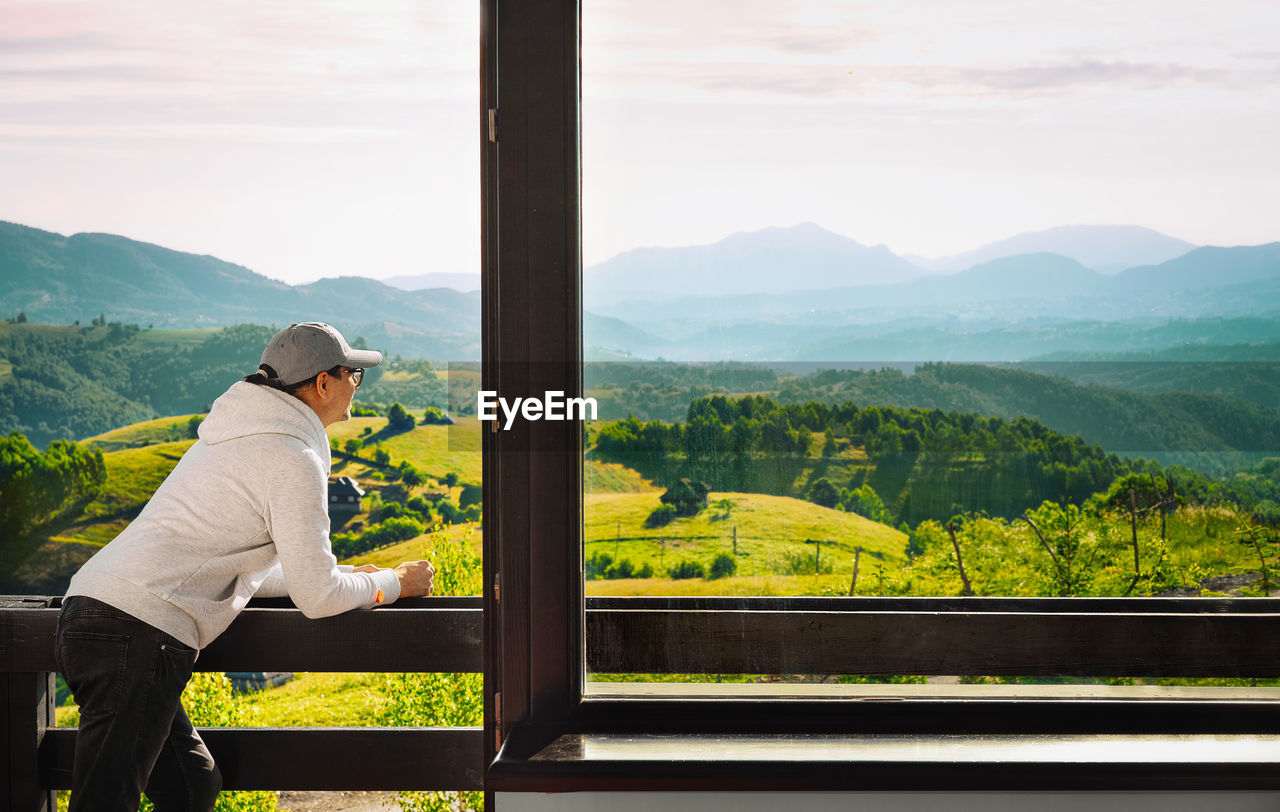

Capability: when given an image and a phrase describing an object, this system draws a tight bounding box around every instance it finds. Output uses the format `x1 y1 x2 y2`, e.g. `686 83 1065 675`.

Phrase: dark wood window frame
481 0 1280 793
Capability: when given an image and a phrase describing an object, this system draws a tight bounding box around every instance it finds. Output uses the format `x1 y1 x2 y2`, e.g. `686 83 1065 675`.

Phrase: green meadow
584 491 906 578
327 416 482 484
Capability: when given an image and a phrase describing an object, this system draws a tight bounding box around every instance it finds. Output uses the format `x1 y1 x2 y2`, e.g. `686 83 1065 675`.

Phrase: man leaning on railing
55 322 436 812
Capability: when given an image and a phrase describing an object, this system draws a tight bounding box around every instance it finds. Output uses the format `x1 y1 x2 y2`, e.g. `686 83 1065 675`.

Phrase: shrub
400 463 425 488
708 552 737 580
709 498 735 521
645 504 677 528
459 483 483 509
605 558 635 579
587 553 654 580
585 551 613 580
668 559 705 580
421 407 452 425
406 496 434 523
783 548 832 576
805 477 839 509
369 502 405 524
438 499 462 525
387 402 416 431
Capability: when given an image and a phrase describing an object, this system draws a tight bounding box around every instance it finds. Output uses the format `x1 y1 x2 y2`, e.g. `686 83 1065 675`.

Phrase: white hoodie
67 381 402 650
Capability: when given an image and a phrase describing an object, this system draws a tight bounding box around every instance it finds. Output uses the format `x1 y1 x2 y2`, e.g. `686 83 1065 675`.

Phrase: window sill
488 728 1280 791
585 681 1280 701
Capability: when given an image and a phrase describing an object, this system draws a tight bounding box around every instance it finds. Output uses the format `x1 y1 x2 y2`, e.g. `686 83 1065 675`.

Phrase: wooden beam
0 601 482 673
587 608 1280 677
3 672 55 812
42 727 483 791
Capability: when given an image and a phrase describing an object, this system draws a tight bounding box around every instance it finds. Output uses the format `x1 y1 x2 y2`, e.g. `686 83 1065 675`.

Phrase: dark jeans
55 596 222 812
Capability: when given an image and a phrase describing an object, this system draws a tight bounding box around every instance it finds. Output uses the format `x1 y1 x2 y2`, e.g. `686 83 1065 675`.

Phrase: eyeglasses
348 368 364 388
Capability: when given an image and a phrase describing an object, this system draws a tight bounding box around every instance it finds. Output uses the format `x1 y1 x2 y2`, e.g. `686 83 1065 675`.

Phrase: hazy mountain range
383 271 482 292
383 222 1196 297
2 219 1278 363
903 224 1196 274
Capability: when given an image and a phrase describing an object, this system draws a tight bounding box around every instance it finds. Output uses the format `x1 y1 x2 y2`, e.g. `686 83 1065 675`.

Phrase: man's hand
352 564 382 574
395 559 436 598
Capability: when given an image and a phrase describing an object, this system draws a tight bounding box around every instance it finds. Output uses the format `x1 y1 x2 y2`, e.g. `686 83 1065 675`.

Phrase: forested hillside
0 322 443 447
1021 341 1280 408
593 393 1279 527
775 363 1280 456
584 359 1280 478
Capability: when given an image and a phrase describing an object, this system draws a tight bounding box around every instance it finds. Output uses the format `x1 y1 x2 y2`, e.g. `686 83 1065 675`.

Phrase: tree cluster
0 432 106 539
594 393 1149 525
777 362 1280 458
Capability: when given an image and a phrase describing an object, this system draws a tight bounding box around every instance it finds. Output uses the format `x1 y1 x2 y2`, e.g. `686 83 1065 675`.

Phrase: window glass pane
3 1 481 805
582 0 1280 692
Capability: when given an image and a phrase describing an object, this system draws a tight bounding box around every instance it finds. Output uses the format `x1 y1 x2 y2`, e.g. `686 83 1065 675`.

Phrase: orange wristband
374 589 384 605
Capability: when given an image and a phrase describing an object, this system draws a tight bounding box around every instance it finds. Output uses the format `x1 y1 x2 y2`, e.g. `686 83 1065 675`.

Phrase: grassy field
586 460 658 494
584 491 906 580
585 572 863 597
327 416 482 484
133 327 219 347
236 672 385 726
85 414 203 452
346 523 482 570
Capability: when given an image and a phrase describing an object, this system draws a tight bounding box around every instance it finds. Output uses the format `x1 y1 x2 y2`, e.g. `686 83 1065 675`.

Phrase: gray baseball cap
259 322 382 387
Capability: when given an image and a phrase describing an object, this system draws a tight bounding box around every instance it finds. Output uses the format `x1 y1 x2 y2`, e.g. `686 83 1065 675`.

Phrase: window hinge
494 691 503 750
488 108 498 143
493 571 501 603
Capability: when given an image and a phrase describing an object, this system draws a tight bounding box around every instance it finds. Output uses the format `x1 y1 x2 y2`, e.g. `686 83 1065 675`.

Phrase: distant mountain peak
586 223 920 300
719 221 865 246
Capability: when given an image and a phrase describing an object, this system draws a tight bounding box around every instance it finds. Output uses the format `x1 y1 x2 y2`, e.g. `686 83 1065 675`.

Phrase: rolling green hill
85 414 204 452
584 491 906 574
0 322 447 448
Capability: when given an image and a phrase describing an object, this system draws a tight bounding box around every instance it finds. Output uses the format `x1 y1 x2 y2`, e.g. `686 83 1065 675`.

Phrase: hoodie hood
198 382 331 472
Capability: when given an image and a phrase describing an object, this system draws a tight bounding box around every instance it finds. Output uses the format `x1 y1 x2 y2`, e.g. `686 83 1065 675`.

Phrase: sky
2 0 1278 284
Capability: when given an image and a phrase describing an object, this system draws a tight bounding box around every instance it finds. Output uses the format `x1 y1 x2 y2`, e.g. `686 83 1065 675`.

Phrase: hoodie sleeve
255 561 357 598
262 448 401 616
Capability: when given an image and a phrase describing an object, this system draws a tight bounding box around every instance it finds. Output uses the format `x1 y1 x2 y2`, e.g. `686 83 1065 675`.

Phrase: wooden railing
0 595 484 811
6 594 1280 808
